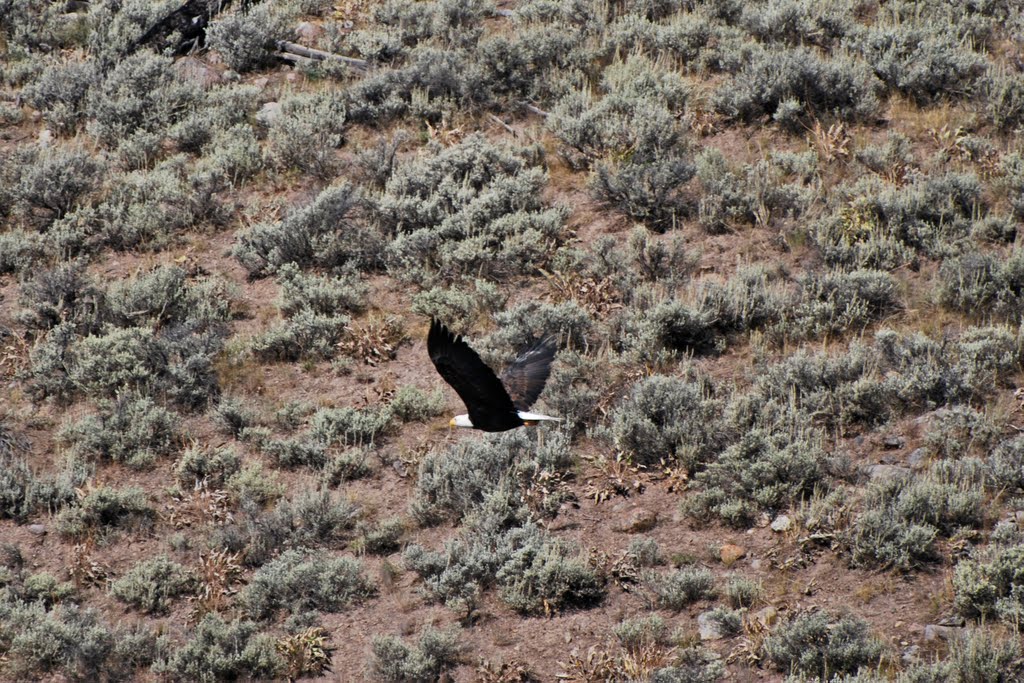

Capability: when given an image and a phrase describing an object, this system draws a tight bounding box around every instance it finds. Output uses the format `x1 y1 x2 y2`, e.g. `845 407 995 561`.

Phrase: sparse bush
714 47 881 127
206 2 295 72
614 614 667 651
237 550 374 620
0 455 88 522
13 146 101 220
60 391 179 469
377 134 565 284
234 182 383 278
849 471 982 570
371 627 461 683
157 613 283 682
389 387 446 423
685 427 828 528
250 309 349 362
216 488 356 566
412 430 571 524
86 50 200 146
359 517 405 555
789 269 901 339
110 556 197 615
938 250 1024 319
277 263 366 317
20 573 75 607
953 543 1024 623
610 373 725 470
649 567 716 610
984 67 1024 130
725 576 762 609
310 405 393 447
213 398 255 439
174 445 241 488
55 485 156 539
627 537 662 568
267 91 347 178
847 23 987 104
226 464 284 508
321 448 373 486
764 611 882 678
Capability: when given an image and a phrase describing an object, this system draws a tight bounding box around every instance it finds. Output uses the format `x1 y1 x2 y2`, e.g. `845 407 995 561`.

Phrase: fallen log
275 40 369 72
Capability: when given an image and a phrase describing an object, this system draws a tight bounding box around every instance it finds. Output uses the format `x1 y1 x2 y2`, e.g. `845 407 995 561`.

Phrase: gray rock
295 21 324 43
867 464 912 482
924 624 961 641
37 129 54 148
222 69 240 82
883 436 905 449
256 101 282 127
28 524 47 536
173 57 221 88
697 612 724 641
908 447 929 469
770 515 792 532
902 645 921 665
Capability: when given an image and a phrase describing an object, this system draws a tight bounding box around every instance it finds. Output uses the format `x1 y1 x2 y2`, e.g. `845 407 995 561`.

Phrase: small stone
622 509 657 533
697 612 724 641
883 436 905 449
27 524 46 536
295 21 324 43
222 69 240 82
37 129 54 148
256 101 282 127
1014 510 1024 525
720 544 747 566
902 645 921 665
924 624 961 641
749 558 763 571
908 448 929 470
867 464 912 482
753 606 777 627
770 515 792 532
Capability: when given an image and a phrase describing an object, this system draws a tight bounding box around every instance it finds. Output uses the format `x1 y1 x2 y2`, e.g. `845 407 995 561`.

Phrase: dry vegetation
2 0 1024 680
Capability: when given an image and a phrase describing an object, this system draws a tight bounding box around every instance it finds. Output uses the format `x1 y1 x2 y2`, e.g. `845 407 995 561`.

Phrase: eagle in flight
428 319 561 432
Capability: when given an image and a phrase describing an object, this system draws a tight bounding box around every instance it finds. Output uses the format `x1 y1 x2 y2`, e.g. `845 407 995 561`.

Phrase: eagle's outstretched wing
427 319 519 429
500 336 556 411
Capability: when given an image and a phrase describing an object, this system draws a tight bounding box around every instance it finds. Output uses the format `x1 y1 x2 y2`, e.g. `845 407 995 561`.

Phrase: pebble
620 508 657 533
770 515 792 532
28 524 47 536
720 544 746 566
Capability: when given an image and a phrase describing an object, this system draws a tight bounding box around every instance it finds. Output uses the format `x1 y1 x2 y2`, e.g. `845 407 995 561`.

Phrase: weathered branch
275 40 369 72
487 113 517 137
518 101 550 118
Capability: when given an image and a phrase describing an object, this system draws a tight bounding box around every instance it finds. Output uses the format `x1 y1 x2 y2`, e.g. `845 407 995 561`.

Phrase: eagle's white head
450 414 473 429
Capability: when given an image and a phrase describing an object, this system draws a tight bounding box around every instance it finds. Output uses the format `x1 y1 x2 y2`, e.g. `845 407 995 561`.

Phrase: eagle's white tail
517 411 562 423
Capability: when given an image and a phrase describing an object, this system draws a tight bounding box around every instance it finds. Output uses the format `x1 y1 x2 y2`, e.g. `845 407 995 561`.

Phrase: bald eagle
428 319 561 432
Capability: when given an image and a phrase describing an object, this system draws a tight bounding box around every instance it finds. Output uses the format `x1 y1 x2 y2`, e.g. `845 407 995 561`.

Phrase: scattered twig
487 113 517 137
